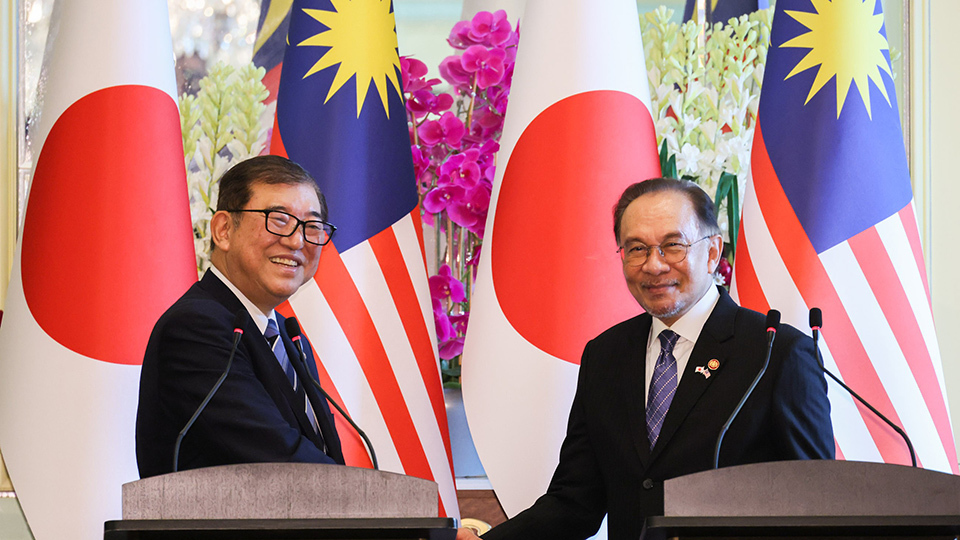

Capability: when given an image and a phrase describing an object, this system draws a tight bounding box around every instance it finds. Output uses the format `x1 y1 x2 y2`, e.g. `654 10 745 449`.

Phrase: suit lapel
274 320 332 452
648 288 738 464
277 319 340 459
627 314 655 469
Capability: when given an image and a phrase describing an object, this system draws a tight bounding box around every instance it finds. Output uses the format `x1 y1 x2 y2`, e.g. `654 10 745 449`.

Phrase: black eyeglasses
227 209 336 246
617 236 712 267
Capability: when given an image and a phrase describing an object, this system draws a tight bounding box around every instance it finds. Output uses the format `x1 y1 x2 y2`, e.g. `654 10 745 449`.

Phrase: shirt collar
650 283 720 344
209 264 276 335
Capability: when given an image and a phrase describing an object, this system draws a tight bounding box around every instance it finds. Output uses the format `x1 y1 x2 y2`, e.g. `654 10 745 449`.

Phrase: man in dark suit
459 178 834 540
137 155 344 478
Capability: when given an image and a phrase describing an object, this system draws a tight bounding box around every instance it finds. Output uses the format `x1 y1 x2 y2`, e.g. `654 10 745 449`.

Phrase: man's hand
456 527 482 540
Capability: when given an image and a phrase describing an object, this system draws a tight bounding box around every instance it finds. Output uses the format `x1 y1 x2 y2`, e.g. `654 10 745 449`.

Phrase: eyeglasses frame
617 235 715 266
225 208 337 246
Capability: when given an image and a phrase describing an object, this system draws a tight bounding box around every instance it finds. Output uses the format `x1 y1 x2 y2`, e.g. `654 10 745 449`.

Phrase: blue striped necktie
647 329 679 449
265 319 298 389
265 319 321 438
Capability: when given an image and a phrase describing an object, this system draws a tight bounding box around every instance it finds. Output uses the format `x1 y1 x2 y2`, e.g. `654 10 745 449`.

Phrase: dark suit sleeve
483 343 607 540
155 303 336 468
769 328 835 460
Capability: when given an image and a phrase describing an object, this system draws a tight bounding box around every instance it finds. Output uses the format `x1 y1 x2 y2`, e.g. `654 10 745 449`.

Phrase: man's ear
707 234 723 274
209 211 233 252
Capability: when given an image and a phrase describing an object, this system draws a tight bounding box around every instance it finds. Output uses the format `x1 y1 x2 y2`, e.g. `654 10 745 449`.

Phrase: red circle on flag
492 90 660 364
21 85 197 365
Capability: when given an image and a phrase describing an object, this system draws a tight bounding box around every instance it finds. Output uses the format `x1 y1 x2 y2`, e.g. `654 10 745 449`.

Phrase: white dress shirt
644 284 721 402
209 265 279 335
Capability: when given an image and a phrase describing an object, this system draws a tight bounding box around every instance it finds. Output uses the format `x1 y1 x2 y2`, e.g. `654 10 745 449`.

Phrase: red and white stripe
732 125 957 473
284 210 458 516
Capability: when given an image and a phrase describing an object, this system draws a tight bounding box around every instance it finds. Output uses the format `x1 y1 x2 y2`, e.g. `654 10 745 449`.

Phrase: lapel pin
708 358 720 370
695 366 711 379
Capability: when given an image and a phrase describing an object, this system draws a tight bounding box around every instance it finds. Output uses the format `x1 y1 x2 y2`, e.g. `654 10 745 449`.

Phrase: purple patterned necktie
647 329 680 449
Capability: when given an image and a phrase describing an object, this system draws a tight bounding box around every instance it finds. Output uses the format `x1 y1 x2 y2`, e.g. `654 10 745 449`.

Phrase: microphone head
233 310 250 333
765 309 781 333
284 316 302 339
809 307 823 330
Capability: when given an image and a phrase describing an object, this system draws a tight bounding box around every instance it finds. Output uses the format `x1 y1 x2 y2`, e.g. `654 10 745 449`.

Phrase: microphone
173 310 249 472
284 317 379 470
714 310 780 469
810 308 824 370
808 307 917 467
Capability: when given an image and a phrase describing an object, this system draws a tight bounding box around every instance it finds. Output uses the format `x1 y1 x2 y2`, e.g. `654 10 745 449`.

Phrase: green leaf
441 366 461 378
716 171 739 255
658 139 679 179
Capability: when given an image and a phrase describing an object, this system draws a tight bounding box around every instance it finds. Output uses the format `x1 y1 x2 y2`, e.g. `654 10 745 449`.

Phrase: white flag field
0 1 195 539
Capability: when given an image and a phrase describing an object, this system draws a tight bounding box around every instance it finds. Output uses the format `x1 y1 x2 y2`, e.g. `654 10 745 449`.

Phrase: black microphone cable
284 317 379 470
809 307 917 467
714 309 780 469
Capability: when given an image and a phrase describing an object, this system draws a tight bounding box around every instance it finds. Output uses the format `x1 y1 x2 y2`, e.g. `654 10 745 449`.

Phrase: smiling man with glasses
462 178 834 540
136 155 344 478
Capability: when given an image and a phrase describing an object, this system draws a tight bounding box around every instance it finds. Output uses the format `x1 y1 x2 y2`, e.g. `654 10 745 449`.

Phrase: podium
104 463 455 539
643 460 960 540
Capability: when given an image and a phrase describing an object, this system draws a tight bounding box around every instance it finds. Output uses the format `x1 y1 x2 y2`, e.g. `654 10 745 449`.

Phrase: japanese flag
0 1 195 539
461 0 659 524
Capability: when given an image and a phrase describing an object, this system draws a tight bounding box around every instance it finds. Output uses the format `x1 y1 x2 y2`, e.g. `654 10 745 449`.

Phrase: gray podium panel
643 460 960 540
122 463 439 520
663 460 960 518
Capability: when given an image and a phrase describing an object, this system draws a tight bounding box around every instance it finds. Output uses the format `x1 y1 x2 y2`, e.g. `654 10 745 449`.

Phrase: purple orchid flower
400 56 433 93
439 55 473 88
469 10 513 47
470 106 504 140
407 89 454 119
450 312 470 334
430 264 467 303
419 111 466 148
448 10 513 49
439 337 465 360
433 309 457 344
461 45 506 89
423 183 466 215
448 182 491 233
438 148 482 189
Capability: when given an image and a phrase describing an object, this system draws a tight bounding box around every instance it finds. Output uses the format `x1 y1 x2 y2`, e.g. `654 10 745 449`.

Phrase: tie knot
658 329 679 353
265 318 279 340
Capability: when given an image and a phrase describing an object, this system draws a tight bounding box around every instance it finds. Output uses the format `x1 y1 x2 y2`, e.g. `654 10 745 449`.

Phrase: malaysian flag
732 0 957 473
269 0 458 516
253 0 294 150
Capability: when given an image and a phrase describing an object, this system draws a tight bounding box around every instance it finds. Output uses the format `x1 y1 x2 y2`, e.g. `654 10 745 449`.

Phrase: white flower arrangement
641 6 773 246
179 62 269 275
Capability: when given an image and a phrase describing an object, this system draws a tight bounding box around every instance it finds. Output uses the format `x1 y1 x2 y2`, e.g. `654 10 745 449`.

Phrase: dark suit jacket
136 270 344 478
484 287 834 540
